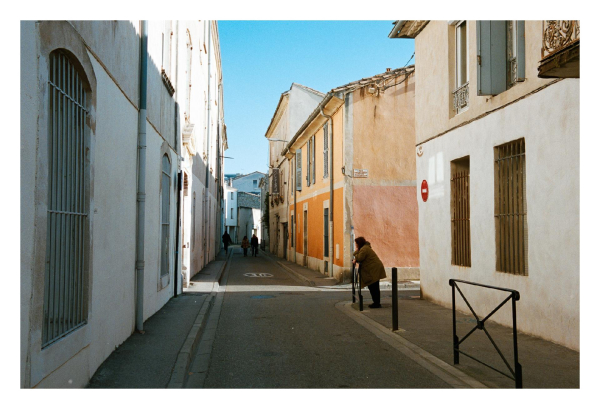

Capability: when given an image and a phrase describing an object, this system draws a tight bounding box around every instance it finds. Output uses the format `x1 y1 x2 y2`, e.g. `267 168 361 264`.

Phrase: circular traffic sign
421 180 429 202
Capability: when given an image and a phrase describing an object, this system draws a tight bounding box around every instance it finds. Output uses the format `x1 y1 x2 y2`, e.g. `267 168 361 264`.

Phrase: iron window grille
451 157 471 267
494 139 527 275
161 154 171 277
43 50 89 347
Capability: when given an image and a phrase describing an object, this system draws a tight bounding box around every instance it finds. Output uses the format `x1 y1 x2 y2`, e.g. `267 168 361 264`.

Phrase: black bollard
392 267 398 331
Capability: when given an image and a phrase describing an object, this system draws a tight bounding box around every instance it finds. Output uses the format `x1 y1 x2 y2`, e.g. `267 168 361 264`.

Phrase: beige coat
241 238 249 249
353 242 386 288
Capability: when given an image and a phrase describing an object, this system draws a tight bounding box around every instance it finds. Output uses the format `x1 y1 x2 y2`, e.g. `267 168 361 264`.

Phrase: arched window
43 50 89 347
161 154 171 277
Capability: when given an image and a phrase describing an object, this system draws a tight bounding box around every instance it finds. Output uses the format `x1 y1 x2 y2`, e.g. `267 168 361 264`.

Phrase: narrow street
184 248 450 388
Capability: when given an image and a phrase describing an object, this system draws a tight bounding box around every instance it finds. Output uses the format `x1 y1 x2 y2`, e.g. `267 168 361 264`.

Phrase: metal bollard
392 267 398 331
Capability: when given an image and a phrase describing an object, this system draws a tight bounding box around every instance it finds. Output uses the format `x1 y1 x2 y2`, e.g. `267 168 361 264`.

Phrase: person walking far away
241 235 249 257
251 234 259 257
353 236 386 308
222 231 232 254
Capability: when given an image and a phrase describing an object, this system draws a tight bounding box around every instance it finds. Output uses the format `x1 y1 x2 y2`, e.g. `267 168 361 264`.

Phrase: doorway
282 223 288 259
303 210 308 267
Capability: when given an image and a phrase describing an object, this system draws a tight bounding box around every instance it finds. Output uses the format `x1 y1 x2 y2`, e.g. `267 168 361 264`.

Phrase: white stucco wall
417 79 579 350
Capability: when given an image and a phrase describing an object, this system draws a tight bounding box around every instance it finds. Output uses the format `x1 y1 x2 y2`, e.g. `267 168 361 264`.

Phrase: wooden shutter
516 20 526 81
477 20 507 96
296 150 302 191
323 123 329 178
312 135 316 184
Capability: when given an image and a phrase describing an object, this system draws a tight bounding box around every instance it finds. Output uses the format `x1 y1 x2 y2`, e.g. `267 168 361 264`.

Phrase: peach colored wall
352 74 416 181
353 185 419 268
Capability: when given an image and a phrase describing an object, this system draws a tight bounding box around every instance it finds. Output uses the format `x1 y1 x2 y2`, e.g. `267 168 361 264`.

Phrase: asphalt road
189 248 451 388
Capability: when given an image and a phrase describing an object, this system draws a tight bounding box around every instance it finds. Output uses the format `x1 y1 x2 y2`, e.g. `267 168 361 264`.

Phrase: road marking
336 301 487 389
243 273 274 278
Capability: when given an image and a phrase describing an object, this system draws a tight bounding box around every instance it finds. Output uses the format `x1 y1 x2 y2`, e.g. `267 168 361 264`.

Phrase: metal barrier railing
449 278 522 388
351 264 363 311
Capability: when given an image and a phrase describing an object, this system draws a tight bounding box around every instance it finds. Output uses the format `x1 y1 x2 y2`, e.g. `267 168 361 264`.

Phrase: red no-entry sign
421 180 428 202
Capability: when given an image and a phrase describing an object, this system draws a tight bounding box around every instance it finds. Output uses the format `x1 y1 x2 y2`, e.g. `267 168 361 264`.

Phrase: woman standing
353 236 386 308
241 236 249 257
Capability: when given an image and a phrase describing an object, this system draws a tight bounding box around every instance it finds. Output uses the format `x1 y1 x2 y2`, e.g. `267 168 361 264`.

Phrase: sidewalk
87 250 229 388
267 252 580 389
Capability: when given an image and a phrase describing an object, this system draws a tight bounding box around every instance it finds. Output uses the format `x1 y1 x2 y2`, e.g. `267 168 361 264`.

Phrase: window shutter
312 135 316 184
477 20 507 96
323 123 329 178
296 150 302 191
516 20 526 81
307 140 311 187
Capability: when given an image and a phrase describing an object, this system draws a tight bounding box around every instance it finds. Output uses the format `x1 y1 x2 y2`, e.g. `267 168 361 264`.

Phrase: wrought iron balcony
453 82 469 112
538 20 579 78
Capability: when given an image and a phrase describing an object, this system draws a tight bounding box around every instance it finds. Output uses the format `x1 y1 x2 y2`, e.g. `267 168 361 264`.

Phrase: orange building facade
280 67 420 282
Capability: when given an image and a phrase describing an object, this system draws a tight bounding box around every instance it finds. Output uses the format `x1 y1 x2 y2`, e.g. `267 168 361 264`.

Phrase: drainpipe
135 20 148 332
320 107 334 278
204 20 212 267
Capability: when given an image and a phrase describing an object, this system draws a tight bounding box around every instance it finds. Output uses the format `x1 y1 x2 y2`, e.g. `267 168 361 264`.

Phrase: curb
336 301 487 389
167 252 230 388
275 260 316 287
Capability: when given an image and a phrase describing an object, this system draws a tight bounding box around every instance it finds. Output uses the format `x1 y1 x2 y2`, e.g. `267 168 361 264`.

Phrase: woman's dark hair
243 236 247 239
354 236 367 249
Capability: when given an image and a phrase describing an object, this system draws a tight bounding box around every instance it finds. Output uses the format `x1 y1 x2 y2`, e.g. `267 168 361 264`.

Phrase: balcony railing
539 20 580 78
453 82 469 112
542 20 579 59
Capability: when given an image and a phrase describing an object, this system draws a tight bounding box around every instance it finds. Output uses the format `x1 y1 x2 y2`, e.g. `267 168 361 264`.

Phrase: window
192 193 196 249
312 135 316 185
307 139 312 187
453 20 469 113
161 154 172 277
323 123 329 178
494 138 527 275
230 192 233 200
324 208 329 257
296 149 302 191
253 179 258 188
230 208 234 219
43 50 89 347
291 214 294 247
477 21 525 96
451 157 471 267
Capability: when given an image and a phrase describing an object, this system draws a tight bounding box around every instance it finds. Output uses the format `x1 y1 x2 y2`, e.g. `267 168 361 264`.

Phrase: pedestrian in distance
353 236 386 308
222 231 232 254
241 236 249 257
251 234 259 257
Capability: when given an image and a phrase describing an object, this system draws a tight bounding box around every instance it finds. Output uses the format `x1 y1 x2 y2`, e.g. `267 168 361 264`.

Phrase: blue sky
218 20 415 175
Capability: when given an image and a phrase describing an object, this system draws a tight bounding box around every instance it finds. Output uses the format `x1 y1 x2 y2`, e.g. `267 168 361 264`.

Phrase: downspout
204 20 212 267
293 157 297 264
135 20 148 332
320 107 334 278
173 20 182 297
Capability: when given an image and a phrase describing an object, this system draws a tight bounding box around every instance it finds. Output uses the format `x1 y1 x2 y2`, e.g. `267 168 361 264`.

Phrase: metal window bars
494 139 527 275
449 279 522 388
43 51 88 347
451 168 471 267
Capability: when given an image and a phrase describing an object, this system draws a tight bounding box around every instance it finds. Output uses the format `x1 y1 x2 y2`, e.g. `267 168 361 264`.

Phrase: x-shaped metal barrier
449 279 523 388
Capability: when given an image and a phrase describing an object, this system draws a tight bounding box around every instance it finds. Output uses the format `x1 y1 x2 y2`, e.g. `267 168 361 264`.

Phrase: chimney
386 68 391 72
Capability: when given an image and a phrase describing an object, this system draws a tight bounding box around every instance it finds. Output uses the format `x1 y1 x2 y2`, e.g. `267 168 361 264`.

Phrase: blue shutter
516 20 526 81
477 20 507 96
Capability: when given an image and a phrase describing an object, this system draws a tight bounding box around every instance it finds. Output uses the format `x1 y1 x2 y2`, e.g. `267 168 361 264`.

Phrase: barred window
43 50 89 347
161 154 172 277
451 157 471 267
494 138 527 275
